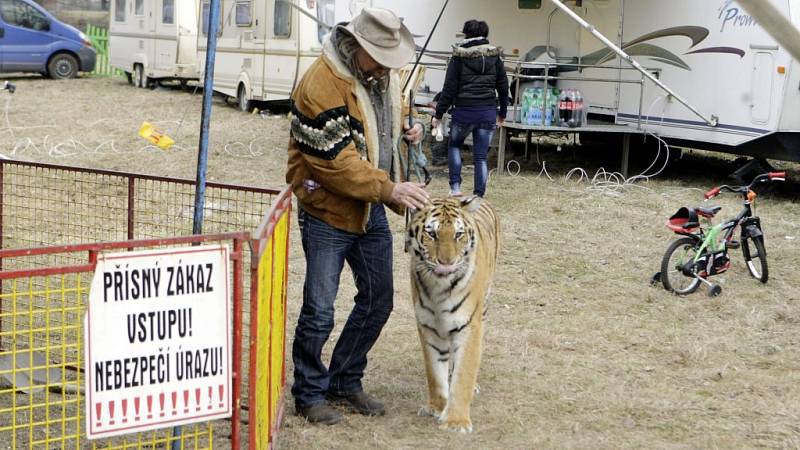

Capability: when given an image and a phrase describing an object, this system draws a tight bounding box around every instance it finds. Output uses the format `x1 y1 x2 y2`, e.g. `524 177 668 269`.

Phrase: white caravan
108 0 200 87
366 0 799 164
432 0 800 161
612 0 800 162
194 0 800 163
373 0 800 165
196 0 354 110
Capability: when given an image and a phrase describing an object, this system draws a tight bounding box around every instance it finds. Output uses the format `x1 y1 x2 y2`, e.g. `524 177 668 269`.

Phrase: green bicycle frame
693 222 726 262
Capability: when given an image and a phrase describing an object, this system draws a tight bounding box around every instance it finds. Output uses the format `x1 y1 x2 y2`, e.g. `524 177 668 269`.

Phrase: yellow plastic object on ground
138 122 175 150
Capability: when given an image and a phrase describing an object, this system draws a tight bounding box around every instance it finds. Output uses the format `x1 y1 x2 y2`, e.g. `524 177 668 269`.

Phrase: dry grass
2 76 800 449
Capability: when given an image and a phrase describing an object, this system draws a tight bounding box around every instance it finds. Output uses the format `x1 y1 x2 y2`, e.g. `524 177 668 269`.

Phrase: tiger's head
407 196 482 277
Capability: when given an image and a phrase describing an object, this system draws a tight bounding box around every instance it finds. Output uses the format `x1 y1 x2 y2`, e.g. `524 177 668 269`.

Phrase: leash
402 0 450 252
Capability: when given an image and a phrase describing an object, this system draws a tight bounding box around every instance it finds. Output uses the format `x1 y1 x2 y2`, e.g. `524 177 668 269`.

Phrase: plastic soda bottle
558 89 569 126
574 89 584 127
567 89 578 128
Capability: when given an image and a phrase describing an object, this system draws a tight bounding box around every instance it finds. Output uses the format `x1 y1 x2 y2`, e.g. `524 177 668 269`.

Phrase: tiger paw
438 417 473 433
417 405 443 419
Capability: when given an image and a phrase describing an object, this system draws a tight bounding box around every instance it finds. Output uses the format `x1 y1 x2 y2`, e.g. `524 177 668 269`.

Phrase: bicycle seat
696 205 721 218
667 206 700 232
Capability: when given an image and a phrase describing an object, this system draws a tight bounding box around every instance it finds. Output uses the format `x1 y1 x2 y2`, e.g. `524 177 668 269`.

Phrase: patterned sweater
286 38 407 234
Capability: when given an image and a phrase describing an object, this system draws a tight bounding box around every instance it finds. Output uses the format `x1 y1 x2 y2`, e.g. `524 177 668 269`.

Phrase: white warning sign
84 245 232 439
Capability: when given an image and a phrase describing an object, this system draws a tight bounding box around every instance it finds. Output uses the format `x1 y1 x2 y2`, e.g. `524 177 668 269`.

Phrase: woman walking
432 20 509 197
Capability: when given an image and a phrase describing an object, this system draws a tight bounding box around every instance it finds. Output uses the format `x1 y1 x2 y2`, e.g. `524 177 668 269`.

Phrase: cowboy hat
337 8 416 70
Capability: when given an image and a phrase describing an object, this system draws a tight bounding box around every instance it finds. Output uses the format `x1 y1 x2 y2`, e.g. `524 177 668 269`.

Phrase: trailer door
175 0 197 67
577 1 622 111
262 0 296 100
154 0 176 72
750 51 774 124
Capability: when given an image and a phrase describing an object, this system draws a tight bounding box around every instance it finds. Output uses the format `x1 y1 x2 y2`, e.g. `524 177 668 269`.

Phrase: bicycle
655 171 786 296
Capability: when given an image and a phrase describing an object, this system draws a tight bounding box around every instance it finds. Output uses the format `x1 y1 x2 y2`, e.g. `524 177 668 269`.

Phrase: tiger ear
460 195 482 213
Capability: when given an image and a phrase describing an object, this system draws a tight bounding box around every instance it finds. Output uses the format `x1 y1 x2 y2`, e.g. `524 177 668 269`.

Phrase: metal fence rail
0 160 278 250
0 160 290 448
0 233 248 449
0 160 277 409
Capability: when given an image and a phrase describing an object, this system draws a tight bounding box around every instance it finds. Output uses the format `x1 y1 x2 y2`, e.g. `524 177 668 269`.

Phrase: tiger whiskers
420 261 468 278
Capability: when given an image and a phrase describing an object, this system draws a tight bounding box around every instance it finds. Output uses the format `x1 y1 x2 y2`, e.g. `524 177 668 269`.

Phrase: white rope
506 159 521 177
565 167 588 183
501 124 673 196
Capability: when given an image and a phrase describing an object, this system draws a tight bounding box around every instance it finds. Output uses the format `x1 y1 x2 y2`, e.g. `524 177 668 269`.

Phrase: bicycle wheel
742 235 769 283
660 237 702 294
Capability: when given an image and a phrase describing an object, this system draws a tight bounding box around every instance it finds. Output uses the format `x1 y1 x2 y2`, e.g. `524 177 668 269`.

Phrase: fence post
248 240 259 450
231 238 243 450
0 161 3 344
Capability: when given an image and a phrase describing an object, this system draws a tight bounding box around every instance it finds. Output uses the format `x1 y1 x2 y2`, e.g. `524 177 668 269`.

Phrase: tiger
406 195 501 433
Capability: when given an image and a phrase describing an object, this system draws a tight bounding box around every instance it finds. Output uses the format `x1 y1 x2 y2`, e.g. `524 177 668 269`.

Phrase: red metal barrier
0 232 248 448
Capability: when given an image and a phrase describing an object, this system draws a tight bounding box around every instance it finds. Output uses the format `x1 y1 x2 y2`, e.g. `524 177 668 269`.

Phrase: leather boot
296 402 342 425
327 391 385 416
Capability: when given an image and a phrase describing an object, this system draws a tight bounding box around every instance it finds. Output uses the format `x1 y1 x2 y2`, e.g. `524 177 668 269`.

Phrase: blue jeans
448 120 495 197
291 204 394 409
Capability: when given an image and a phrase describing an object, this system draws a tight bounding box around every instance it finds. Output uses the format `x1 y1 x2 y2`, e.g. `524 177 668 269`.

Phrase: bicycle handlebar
704 172 787 200
703 187 721 200
768 171 786 181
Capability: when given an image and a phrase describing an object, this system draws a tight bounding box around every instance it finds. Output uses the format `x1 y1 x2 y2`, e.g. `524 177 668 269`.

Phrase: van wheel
48 53 79 79
134 64 149 88
237 85 251 112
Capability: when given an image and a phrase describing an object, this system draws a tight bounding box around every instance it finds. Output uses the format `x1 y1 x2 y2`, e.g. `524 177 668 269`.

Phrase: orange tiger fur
406 196 500 433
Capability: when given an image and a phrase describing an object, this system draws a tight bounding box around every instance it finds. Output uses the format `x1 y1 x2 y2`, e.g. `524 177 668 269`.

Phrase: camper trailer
108 0 200 87
613 0 799 162
193 0 800 166
196 0 348 110
377 0 800 166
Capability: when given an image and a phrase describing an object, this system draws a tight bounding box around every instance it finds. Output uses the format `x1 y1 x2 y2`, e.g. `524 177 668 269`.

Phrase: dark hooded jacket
434 38 509 120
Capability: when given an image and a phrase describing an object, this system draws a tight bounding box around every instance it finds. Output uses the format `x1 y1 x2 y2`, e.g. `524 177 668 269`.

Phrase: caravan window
114 0 125 21
0 0 49 31
235 0 251 26
134 0 143 15
518 0 542 8
316 0 335 43
162 0 174 24
201 1 223 35
274 0 291 37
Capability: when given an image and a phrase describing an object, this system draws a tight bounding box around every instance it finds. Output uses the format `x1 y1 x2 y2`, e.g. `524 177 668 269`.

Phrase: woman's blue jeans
291 205 394 409
448 120 495 196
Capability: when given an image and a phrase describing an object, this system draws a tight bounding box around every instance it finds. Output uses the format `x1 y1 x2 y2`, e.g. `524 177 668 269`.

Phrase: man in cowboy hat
286 7 429 425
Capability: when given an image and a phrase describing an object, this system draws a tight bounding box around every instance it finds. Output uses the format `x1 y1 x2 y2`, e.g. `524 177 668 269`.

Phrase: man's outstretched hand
391 182 429 210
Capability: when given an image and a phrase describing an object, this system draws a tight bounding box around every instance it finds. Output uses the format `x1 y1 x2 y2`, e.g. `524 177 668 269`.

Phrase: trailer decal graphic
570 26 745 72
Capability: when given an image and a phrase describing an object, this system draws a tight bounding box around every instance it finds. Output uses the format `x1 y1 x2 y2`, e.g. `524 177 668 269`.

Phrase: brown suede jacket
286 39 408 234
